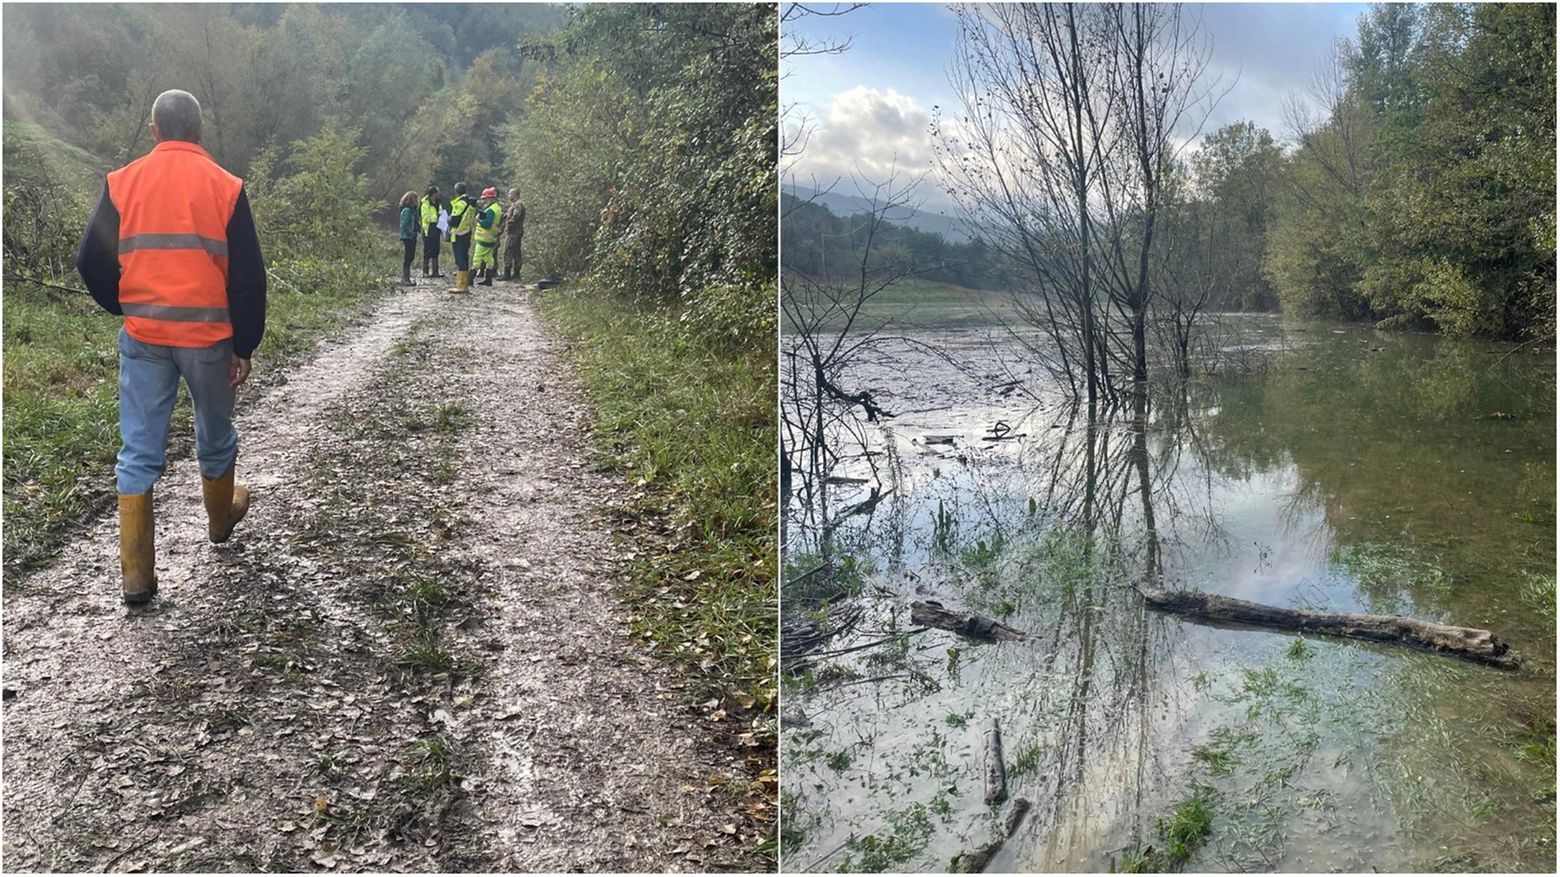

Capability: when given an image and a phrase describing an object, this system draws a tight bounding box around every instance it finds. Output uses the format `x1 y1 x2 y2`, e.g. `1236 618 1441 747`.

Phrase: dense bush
1265 3 1555 339
506 3 776 339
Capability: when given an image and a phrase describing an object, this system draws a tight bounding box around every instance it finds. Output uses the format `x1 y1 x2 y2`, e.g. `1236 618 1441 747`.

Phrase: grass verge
536 282 778 848
537 284 777 711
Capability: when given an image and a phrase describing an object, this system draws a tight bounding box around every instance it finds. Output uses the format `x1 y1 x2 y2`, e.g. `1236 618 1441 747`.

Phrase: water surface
781 317 1555 873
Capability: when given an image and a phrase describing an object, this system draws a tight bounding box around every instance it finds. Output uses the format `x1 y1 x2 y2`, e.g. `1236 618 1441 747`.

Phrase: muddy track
2 284 759 872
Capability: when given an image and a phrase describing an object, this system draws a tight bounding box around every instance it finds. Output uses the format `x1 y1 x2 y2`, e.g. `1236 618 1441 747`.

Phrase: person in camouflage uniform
501 188 526 282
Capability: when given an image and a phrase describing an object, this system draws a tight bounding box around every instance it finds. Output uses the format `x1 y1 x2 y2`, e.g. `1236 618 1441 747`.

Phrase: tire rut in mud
2 288 756 872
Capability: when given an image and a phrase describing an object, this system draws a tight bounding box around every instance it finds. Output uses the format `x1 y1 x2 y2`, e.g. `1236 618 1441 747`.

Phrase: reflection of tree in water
1194 333 1555 640
784 372 1233 869
784 324 1554 871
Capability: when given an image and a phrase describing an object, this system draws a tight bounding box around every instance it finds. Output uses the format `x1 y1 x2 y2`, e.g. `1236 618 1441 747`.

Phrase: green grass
2 246 396 578
1522 573 1555 621
1112 785 1216 873
537 284 777 714
784 277 1015 332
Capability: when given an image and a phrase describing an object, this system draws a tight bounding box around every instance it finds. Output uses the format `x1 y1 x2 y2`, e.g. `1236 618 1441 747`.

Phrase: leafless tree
935 3 1224 409
1094 3 1222 390
781 167 927 557
780 3 867 198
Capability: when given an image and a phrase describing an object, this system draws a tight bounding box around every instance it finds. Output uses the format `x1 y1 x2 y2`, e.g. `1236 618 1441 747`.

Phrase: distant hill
783 182 970 243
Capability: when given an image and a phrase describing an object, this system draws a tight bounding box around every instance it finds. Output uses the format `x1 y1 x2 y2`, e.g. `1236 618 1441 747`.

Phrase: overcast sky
783 2 1371 210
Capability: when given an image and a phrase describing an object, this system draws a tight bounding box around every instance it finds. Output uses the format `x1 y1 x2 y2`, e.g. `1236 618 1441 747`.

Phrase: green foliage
839 803 934 872
1523 574 1556 622
1263 2 1555 339
931 500 958 555
1 125 98 280
538 286 776 711
246 120 380 265
1183 122 1285 311
1 4 563 209
1111 785 1216 873
506 4 776 344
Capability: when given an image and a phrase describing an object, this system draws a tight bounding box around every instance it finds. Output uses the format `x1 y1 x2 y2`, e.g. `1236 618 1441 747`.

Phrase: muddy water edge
780 316 1555 873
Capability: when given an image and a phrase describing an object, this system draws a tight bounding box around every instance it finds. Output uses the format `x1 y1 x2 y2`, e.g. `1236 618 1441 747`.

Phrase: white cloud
790 86 938 188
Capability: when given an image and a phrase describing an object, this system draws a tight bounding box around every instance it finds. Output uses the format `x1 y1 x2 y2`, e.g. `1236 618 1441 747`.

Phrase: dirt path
2 284 760 872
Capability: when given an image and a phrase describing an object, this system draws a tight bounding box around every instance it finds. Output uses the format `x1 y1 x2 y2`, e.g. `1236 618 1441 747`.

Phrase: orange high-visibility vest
107 140 244 348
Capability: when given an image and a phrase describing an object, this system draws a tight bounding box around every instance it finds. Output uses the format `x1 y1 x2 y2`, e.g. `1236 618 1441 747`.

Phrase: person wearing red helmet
472 186 503 287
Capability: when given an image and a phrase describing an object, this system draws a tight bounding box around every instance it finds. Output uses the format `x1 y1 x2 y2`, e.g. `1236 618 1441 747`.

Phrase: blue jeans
452 234 471 271
116 327 237 495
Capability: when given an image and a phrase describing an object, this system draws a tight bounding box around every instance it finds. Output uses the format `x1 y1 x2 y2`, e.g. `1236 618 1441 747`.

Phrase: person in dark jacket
75 88 267 606
398 191 419 286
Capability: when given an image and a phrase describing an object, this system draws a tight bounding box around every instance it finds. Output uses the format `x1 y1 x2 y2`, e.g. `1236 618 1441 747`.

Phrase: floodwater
780 316 1555 873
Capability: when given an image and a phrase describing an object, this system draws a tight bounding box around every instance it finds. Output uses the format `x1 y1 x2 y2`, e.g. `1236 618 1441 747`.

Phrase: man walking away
76 88 266 607
472 187 502 287
420 186 443 278
447 182 476 293
502 188 526 283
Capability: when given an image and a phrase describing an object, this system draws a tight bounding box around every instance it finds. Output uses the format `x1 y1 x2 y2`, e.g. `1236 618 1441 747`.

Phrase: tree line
1264 2 1554 340
2 3 776 332
781 192 1010 292
915 1 1552 404
1178 3 1554 342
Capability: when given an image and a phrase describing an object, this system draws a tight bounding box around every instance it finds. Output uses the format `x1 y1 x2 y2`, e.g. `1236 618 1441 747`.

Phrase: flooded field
780 316 1555 873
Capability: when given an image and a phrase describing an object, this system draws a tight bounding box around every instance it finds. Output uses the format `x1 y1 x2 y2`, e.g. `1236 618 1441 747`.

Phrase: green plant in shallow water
838 803 934 872
1112 785 1216 873
931 500 958 555
960 533 1006 569
1522 573 1555 621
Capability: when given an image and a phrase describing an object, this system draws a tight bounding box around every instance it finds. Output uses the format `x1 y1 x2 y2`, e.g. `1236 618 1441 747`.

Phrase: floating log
910 601 1027 641
1004 797 1032 836
951 838 1001 874
1135 583 1518 669
984 718 1007 805
951 797 1031 873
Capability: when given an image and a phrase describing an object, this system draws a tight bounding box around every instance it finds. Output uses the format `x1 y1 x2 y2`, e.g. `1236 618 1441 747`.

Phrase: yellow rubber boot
119 491 158 606
451 270 470 294
202 467 250 544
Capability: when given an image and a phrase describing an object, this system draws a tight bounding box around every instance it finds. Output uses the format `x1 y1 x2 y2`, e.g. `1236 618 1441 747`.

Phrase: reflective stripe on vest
474 203 502 245
107 140 242 349
120 302 231 322
118 233 229 257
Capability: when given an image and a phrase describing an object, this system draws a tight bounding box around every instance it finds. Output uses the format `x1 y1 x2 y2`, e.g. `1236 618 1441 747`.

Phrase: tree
1188 122 1284 311
935 2 1222 407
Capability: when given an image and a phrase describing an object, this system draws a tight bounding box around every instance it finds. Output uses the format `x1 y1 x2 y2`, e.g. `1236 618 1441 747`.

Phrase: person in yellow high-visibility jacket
446 182 477 293
472 187 503 287
419 186 443 278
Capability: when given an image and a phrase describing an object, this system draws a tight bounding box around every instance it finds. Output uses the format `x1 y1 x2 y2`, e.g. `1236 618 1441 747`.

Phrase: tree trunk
910 601 1027 641
984 718 1007 804
1135 584 1518 669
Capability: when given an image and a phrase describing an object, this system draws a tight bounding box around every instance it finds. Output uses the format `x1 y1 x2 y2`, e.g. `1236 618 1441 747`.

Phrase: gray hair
152 90 203 142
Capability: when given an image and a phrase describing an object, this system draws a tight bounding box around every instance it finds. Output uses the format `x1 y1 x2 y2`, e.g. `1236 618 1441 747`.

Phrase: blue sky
784 2 1371 208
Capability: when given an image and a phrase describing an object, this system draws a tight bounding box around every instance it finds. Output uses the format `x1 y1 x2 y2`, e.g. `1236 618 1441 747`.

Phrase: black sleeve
76 181 123 315
225 187 267 359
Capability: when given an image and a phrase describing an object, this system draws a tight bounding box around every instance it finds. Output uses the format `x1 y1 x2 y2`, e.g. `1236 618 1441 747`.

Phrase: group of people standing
397 183 526 293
